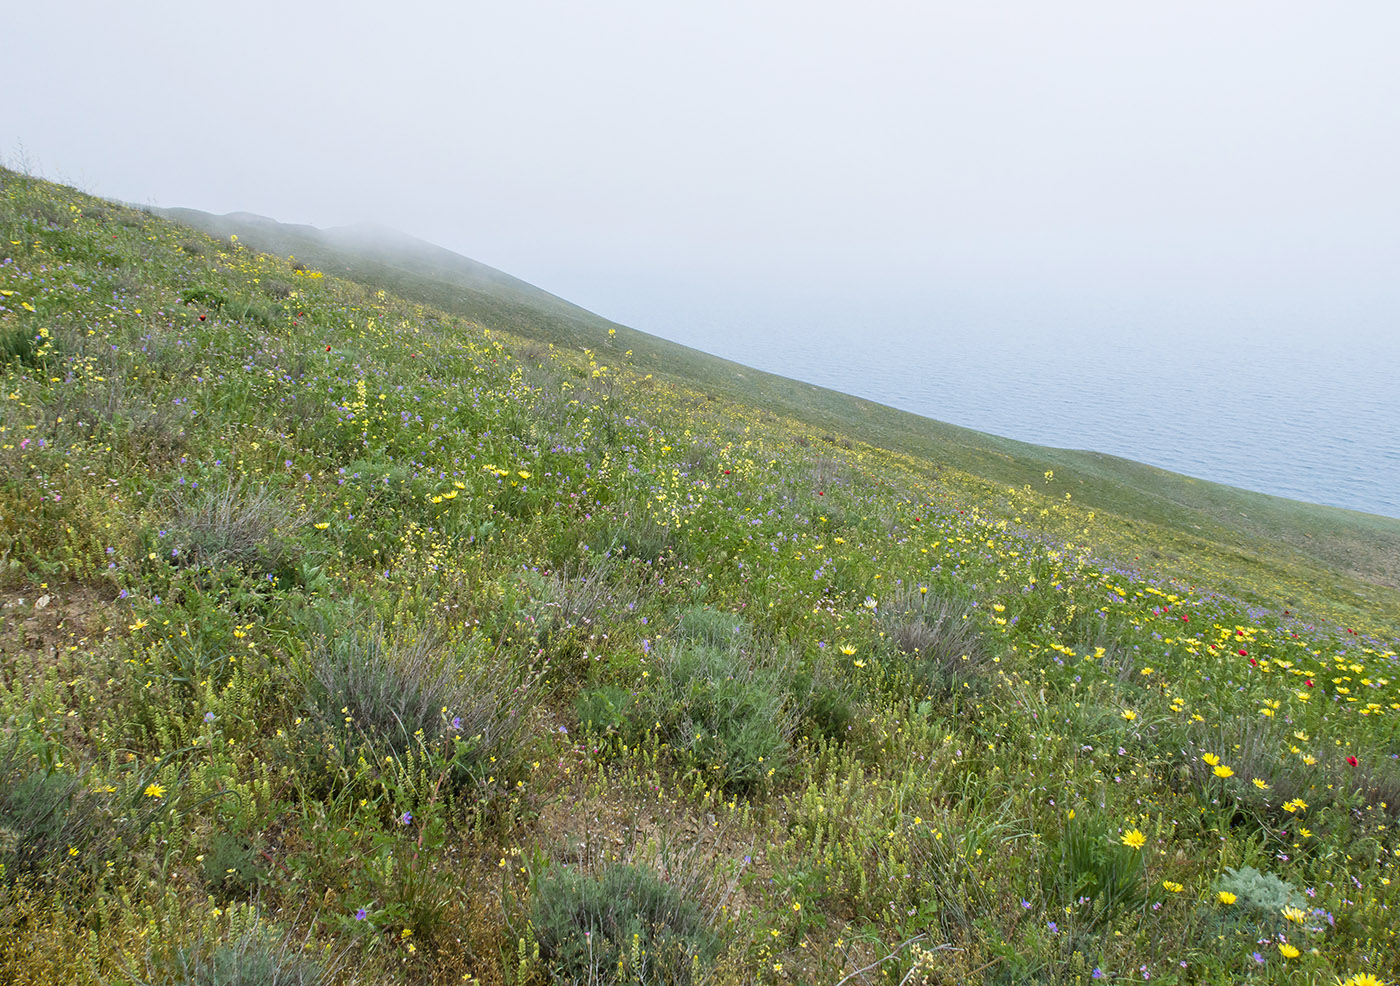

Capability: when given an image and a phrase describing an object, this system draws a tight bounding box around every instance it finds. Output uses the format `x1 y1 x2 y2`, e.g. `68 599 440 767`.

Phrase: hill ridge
155 204 1400 598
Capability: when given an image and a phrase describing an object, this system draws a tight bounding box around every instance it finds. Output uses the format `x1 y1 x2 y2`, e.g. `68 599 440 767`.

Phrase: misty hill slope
158 206 1400 600
7 168 1400 985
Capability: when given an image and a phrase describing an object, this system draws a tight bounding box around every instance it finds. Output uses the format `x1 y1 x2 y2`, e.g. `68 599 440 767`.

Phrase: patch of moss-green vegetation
1 168 1396 985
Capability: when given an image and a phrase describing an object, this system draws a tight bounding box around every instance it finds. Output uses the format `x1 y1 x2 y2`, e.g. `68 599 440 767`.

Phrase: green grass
1 167 1396 986
153 205 1400 616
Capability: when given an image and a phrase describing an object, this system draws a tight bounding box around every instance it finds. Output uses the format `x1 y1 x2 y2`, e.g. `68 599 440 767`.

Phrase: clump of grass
126 405 190 464
1172 720 1314 828
879 590 989 697
590 511 682 563
0 326 44 369
166 481 301 576
532 560 638 679
180 287 227 310
1351 757 1400 821
808 452 846 488
305 623 536 793
200 831 269 900
1041 809 1147 931
530 862 719 985
575 684 636 736
673 604 748 649
790 664 856 741
645 641 794 791
137 908 336 986
0 741 114 890
540 560 636 630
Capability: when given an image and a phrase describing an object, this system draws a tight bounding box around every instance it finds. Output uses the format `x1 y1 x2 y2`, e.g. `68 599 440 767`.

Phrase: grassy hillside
157 206 1400 610
3 169 1398 986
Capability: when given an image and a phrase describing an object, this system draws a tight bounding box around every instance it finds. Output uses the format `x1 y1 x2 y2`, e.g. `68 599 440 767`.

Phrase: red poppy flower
1239 649 1248 656
1346 756 1358 767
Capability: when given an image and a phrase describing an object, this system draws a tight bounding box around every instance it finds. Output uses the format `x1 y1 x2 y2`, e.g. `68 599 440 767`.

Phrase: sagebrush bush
1211 865 1307 935
879 590 988 696
138 910 335 986
167 481 301 576
646 642 793 791
306 623 535 793
531 862 719 985
0 743 113 889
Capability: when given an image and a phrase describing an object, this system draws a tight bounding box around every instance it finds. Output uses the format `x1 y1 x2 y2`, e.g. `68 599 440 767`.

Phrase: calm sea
597 290 1400 519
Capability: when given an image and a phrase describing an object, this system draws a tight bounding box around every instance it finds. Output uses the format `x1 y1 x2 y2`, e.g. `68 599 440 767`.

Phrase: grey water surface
606 290 1400 520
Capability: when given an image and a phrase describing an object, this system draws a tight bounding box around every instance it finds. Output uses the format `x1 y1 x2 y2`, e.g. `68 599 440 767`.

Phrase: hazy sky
9 2 1399 341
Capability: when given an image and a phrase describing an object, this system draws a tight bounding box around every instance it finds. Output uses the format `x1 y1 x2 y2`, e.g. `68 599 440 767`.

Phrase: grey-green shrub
138 912 334 986
1214 865 1307 931
879 590 988 696
0 744 113 889
531 862 719 985
672 605 748 649
306 623 534 793
167 480 301 576
646 642 793 792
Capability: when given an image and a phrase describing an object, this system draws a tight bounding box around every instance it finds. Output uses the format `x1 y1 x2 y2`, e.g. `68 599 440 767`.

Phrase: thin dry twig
831 934 943 986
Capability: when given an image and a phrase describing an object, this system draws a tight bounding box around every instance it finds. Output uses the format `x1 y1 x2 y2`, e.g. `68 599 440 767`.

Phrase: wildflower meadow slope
1 168 1397 986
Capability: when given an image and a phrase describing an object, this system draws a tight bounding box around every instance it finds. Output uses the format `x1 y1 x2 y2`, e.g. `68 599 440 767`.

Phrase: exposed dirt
0 581 119 669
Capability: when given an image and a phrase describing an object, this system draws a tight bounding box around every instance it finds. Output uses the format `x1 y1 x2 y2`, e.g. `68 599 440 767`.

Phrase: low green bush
138 910 334 986
531 862 719 985
879 590 989 697
672 604 747 649
305 623 537 796
647 642 793 792
0 743 114 890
